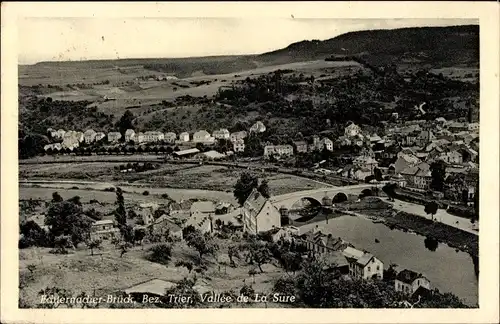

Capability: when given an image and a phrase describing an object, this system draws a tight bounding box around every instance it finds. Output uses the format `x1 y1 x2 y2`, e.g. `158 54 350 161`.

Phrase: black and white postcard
1 2 499 324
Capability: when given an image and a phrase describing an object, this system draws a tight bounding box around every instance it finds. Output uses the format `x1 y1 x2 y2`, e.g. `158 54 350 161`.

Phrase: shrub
142 191 150 196
146 243 172 265
103 187 116 192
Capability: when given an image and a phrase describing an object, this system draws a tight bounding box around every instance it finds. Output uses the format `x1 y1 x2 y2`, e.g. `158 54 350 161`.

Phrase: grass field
19 239 286 308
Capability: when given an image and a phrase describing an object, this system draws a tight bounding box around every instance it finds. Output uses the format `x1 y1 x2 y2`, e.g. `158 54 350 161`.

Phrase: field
19 162 327 196
20 60 360 113
19 240 286 308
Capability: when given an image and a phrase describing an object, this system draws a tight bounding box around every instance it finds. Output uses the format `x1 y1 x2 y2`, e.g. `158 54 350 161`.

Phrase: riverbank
359 208 479 258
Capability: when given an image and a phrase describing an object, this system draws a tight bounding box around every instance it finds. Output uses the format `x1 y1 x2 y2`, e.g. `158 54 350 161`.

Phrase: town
17 23 479 309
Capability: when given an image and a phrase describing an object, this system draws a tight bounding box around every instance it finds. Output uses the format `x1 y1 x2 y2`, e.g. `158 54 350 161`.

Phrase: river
299 215 478 306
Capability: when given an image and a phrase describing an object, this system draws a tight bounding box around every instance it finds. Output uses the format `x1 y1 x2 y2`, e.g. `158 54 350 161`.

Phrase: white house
230 131 248 142
90 220 120 240
193 130 215 144
212 128 230 140
164 132 177 143
135 132 145 143
144 131 164 142
84 129 97 144
250 121 266 133
125 129 136 142
345 123 362 137
242 189 281 234
343 247 383 280
55 129 66 139
264 145 294 158
178 132 190 142
320 138 334 151
395 269 431 295
95 132 106 142
233 139 245 153
108 132 122 143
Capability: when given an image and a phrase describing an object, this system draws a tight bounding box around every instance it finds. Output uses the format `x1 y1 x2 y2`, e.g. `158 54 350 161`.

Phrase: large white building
263 145 294 158
212 128 230 140
242 189 281 234
144 131 164 142
343 247 384 280
84 129 97 144
164 132 177 143
108 132 122 143
193 130 215 144
125 129 136 142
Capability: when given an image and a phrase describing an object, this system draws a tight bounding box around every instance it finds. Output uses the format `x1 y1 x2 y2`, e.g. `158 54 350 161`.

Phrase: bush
103 187 116 192
146 243 172 265
142 191 150 196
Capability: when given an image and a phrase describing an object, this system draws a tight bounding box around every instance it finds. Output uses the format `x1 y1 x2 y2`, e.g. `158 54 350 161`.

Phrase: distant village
43 114 479 204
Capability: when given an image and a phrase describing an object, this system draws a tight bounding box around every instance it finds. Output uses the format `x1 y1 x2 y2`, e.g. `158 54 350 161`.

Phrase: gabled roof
243 189 268 216
356 253 375 267
190 201 215 214
396 269 427 284
343 246 365 260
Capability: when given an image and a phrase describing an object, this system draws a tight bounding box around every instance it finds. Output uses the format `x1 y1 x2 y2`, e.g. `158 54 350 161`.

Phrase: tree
281 251 302 274
164 278 204 308
424 201 439 221
45 201 92 247
114 187 127 234
146 243 172 265
246 242 272 273
134 227 146 248
19 220 49 248
68 196 82 206
257 179 271 199
360 189 373 198
117 110 135 137
52 192 63 203
118 241 132 258
233 172 259 205
86 239 102 256
374 168 383 181
27 264 37 277
382 183 397 202
185 230 219 263
52 235 72 254
248 267 258 283
175 260 194 273
424 236 439 252
430 161 446 192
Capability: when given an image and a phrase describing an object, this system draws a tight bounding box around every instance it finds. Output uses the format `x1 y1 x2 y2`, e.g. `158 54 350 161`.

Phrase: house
230 131 247 142
395 269 431 295
125 129 136 142
95 132 106 142
250 121 266 133
263 145 294 159
322 251 351 276
173 148 200 159
270 225 300 243
47 128 58 138
343 247 383 280
300 226 348 254
293 141 308 154
164 132 177 143
190 201 215 218
335 136 352 148
319 138 334 151
61 131 81 150
467 123 479 131
233 139 245 153
448 122 468 132
108 132 122 143
90 220 120 240
416 130 436 146
400 162 431 191
193 130 215 144
144 131 164 142
212 128 230 140
55 129 66 139
124 278 176 300
185 201 215 234
242 189 281 234
440 150 463 165
393 154 421 174
135 132 145 143
83 129 97 144
345 123 362 137
178 132 190 142
138 202 160 226
149 214 183 240
353 155 378 172
353 167 372 181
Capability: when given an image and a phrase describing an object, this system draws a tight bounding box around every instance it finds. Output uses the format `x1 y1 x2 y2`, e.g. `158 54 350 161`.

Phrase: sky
18 18 477 64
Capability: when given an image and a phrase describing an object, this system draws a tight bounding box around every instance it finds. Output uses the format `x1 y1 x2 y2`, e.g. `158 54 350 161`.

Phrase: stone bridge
270 184 377 210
